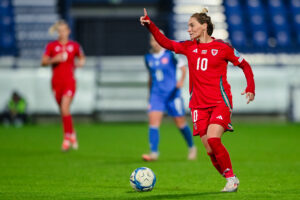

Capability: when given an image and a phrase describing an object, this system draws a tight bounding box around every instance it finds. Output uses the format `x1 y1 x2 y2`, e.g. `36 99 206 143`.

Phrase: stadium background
0 0 300 122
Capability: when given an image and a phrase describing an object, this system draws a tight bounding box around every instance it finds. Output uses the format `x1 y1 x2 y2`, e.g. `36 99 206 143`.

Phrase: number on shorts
193 110 198 122
196 57 208 71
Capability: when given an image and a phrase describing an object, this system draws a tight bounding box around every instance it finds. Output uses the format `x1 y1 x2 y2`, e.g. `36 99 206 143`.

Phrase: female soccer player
41 20 85 151
140 8 255 192
142 33 197 161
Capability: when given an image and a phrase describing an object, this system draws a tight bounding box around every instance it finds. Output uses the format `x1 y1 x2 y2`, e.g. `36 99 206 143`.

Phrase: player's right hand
140 8 150 26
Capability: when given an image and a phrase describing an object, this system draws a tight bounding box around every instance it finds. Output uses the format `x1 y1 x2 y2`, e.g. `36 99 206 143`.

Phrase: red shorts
191 104 233 137
52 80 76 105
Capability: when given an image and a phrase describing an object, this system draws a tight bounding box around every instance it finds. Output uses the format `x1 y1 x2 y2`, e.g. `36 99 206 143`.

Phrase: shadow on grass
98 157 194 166
95 191 222 200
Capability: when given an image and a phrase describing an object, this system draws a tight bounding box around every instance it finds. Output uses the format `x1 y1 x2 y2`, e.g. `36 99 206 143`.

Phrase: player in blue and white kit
142 33 197 161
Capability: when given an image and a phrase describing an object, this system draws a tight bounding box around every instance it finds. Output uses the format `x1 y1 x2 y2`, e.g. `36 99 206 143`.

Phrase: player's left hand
176 81 184 88
241 91 255 104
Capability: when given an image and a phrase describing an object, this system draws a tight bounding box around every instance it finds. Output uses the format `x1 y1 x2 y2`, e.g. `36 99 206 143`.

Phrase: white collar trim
153 49 166 59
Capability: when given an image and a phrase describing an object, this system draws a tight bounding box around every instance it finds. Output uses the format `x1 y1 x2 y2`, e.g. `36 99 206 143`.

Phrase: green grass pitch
0 121 299 200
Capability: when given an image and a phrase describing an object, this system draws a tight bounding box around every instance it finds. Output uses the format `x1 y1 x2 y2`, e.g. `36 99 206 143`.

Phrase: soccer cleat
69 133 78 150
221 176 240 192
142 152 158 162
188 146 197 160
61 139 71 152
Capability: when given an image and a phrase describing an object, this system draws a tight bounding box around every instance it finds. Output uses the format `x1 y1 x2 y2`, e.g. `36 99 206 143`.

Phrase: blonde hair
191 8 214 36
48 20 69 35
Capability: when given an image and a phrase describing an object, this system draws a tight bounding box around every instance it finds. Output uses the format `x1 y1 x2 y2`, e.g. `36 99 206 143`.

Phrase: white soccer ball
130 167 156 192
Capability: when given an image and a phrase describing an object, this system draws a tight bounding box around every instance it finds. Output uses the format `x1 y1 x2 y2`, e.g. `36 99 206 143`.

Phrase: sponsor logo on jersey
216 115 223 120
193 122 197 130
193 49 198 53
211 49 218 56
201 50 207 54
55 46 61 52
161 57 169 64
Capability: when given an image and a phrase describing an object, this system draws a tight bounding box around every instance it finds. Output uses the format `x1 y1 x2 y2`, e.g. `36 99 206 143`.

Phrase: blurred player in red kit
140 8 255 192
41 20 85 151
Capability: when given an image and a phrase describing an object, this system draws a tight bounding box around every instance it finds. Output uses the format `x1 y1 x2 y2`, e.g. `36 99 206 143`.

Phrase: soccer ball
130 167 156 192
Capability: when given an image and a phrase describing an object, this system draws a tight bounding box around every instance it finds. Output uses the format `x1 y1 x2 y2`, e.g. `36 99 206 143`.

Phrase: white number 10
196 57 208 71
193 110 198 122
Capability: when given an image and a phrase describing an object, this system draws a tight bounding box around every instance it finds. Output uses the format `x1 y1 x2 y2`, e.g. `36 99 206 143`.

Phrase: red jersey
44 40 83 82
145 18 255 109
172 39 244 109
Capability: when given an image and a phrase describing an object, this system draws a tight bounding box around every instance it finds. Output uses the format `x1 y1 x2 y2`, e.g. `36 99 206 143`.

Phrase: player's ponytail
200 8 208 14
48 20 69 35
191 8 214 36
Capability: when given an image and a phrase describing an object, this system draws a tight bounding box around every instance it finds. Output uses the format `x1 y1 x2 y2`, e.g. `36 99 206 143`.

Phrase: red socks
207 137 234 178
62 115 74 139
208 152 223 175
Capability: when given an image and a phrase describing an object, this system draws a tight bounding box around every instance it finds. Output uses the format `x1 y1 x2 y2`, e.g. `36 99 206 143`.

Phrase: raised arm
140 8 175 51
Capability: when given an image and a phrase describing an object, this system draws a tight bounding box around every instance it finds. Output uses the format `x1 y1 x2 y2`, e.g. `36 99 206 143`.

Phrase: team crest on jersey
211 49 218 56
161 57 169 64
201 50 207 54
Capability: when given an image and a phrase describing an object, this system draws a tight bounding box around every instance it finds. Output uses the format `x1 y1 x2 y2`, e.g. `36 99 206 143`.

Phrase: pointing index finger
144 8 148 16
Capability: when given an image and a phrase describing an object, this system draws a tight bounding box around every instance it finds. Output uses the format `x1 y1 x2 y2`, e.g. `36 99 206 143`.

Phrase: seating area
224 0 300 52
0 0 300 56
0 0 16 56
12 0 58 58
0 0 58 57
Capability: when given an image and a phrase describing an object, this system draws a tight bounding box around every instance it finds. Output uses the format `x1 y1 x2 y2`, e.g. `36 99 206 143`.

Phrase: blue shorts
148 90 185 117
